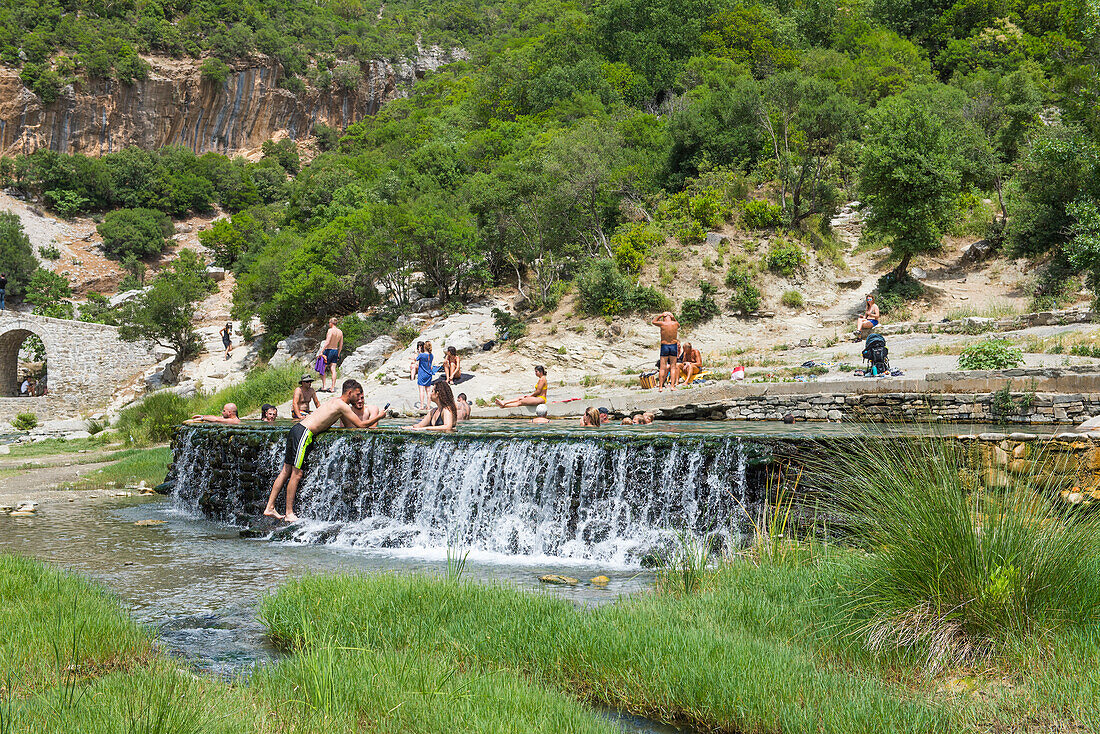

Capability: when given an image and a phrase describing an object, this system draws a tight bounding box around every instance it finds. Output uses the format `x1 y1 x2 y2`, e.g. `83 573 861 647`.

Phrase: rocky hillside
0 47 464 157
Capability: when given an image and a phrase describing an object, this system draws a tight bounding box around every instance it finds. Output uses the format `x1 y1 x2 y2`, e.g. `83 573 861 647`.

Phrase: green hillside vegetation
1 0 1099 341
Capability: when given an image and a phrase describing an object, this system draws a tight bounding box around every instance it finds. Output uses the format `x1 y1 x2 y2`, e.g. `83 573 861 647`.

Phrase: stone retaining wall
672 391 1100 423
872 307 1093 337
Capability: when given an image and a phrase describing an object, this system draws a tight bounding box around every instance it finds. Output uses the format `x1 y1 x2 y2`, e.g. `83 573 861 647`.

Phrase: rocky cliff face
0 49 463 157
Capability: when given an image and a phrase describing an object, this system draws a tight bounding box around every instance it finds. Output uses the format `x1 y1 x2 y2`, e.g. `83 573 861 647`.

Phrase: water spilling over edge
169 426 773 566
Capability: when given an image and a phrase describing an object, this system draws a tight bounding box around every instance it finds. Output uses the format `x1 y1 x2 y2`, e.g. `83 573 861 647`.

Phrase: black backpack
862 333 889 375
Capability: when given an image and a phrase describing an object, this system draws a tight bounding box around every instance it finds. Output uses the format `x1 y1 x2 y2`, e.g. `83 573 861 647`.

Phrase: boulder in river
539 574 579 586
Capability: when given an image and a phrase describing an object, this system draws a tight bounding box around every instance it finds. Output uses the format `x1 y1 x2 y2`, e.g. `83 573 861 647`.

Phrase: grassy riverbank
4 548 1099 733
0 555 616 734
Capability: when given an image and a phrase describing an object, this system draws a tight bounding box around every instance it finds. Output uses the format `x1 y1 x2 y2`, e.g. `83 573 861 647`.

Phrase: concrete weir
165 424 1100 562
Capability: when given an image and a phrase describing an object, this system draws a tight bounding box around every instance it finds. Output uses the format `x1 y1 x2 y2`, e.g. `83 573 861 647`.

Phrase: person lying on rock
190 403 241 424
494 365 548 408
263 379 384 523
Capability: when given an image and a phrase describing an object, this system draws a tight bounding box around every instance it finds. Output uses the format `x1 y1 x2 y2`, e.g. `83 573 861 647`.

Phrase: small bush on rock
766 239 807 277
781 290 804 309
958 339 1024 370
12 412 37 431
680 281 720 327
741 199 782 229
576 259 671 317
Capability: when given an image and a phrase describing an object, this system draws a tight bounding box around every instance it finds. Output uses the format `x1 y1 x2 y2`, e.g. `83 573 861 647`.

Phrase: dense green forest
1 0 1099 346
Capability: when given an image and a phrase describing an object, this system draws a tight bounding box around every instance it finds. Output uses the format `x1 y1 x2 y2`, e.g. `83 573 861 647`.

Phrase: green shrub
98 208 174 260
726 261 762 314
576 259 671 317
823 440 1100 668
79 292 119 325
957 339 1024 370
873 272 924 315
337 313 396 352
11 412 37 431
741 199 782 229
199 58 231 85
766 239 807 277
679 281 720 327
611 223 662 275
728 284 762 314
116 391 191 444
492 308 527 341
725 260 753 289
39 244 61 260
780 290 804 309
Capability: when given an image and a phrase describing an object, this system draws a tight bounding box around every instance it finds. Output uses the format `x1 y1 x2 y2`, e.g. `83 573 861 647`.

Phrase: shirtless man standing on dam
263 379 385 523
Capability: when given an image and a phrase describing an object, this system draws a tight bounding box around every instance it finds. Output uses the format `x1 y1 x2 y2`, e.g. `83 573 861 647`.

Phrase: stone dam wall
165 425 1100 558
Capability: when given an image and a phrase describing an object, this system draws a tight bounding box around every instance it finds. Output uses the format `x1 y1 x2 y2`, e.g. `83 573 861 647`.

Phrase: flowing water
0 494 681 732
3 420 1051 732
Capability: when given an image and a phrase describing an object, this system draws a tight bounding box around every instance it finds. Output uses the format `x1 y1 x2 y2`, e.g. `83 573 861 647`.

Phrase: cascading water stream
169 426 772 565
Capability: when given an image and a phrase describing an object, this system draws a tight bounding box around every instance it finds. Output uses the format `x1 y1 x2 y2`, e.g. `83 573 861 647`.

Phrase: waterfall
169 426 768 565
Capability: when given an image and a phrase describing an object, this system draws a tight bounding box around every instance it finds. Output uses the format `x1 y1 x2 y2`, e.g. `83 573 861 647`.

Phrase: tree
757 71 861 225
98 208 174 260
25 269 74 319
117 250 211 383
1009 124 1100 256
0 212 39 300
860 97 961 277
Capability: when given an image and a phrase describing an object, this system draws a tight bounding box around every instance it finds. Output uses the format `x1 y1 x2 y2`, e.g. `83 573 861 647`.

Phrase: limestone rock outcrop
0 49 464 157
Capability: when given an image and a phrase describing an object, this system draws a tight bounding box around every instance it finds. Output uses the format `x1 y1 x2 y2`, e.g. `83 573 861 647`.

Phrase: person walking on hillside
316 317 344 392
0 273 7 310
651 311 680 391
220 322 233 360
263 379 384 523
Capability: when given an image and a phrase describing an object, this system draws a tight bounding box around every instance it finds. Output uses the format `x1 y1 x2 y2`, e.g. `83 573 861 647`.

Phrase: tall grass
116 364 301 444
73 447 171 489
945 300 1023 320
819 439 1100 670
0 555 151 697
262 572 958 733
657 530 708 595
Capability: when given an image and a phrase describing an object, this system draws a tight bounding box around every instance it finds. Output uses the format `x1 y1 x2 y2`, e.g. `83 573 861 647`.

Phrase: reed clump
820 438 1100 670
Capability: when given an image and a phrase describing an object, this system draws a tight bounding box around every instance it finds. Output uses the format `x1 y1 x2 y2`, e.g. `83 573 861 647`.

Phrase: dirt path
0 457 117 504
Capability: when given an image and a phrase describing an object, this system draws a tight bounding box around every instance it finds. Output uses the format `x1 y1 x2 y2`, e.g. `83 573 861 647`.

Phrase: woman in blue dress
416 340 434 408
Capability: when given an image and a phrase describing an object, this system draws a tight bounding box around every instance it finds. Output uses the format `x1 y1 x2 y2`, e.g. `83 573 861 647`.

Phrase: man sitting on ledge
263 379 385 523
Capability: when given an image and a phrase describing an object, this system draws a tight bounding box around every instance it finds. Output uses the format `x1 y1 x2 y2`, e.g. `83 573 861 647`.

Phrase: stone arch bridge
0 311 156 421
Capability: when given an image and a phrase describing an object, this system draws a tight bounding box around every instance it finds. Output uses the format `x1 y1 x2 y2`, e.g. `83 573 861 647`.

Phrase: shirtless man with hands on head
263 379 384 523
651 311 680 392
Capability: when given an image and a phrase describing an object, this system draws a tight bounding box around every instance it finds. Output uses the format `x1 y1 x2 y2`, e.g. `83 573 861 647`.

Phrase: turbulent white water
171 428 754 565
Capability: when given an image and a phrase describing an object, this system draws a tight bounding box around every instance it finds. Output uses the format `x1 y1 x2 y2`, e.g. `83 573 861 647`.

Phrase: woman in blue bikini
855 294 880 338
